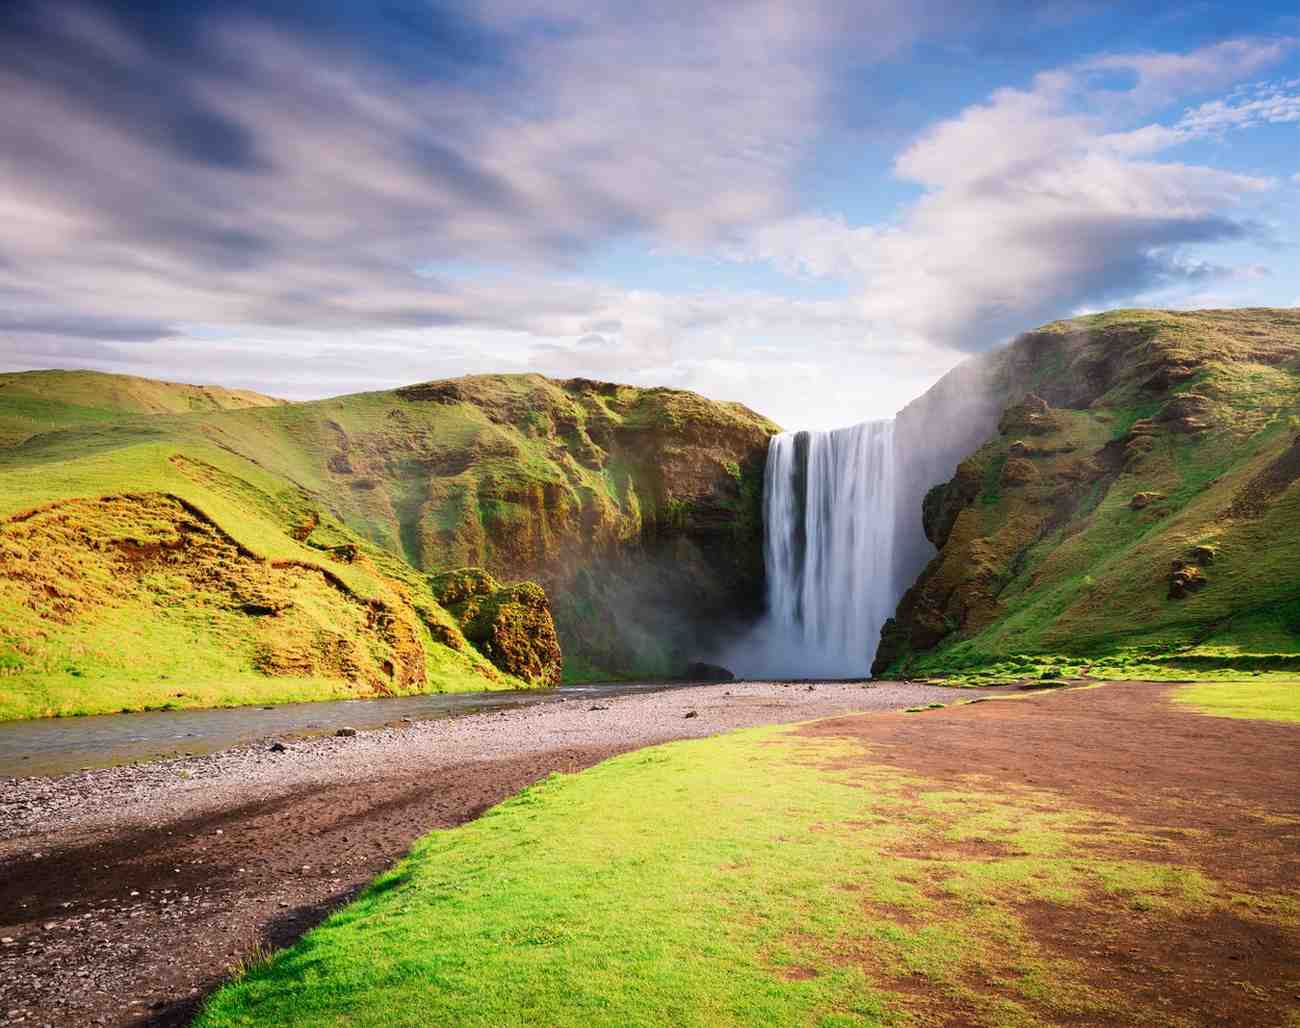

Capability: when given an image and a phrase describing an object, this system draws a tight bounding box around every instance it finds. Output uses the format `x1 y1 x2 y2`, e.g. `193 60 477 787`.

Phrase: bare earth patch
796 682 1300 1026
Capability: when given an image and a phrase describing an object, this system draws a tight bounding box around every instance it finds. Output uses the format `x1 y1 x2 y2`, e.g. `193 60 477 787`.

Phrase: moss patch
1172 680 1300 723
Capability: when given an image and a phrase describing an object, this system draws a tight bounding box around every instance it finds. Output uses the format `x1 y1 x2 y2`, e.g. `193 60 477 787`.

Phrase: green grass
0 672 369 721
1172 680 1300 723
0 436 526 719
195 718 1291 1028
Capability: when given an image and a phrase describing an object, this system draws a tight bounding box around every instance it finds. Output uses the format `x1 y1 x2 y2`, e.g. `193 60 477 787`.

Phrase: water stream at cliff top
750 420 899 678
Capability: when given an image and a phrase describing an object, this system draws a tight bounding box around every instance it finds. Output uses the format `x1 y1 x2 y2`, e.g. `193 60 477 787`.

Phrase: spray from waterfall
734 420 898 678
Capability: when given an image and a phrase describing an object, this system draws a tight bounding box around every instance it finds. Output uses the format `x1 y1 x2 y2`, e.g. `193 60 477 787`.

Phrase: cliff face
246 374 780 680
876 307 1300 678
0 371 778 719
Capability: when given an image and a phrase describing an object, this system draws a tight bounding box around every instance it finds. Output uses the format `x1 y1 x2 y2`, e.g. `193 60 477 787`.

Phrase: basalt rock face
236 374 780 681
878 307 1300 677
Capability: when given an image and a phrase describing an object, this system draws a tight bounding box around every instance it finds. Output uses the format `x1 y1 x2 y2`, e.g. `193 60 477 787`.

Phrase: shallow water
0 681 699 778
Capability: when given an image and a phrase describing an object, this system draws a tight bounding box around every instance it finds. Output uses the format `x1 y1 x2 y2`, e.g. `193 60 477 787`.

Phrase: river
0 681 701 778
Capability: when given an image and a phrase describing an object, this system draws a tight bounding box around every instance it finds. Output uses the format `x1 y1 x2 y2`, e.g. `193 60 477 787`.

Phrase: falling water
753 420 898 678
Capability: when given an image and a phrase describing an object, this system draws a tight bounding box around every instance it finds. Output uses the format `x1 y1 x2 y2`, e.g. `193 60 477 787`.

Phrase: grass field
1173 679 1300 723
195 689 1300 1027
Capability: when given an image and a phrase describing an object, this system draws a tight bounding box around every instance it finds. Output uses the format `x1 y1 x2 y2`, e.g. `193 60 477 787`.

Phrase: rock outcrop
430 568 563 686
279 374 780 680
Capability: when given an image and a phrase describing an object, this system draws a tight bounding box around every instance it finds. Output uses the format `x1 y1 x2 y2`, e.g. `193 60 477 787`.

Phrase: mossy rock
431 567 562 686
1129 491 1165 510
429 567 499 607
1168 562 1208 601
1000 457 1038 486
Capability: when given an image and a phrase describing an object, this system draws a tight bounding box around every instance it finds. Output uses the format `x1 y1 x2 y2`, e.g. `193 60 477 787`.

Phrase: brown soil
796 682 1300 1027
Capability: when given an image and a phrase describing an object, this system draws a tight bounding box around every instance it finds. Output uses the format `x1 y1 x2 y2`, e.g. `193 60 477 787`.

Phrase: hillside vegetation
875 307 1300 681
0 369 282 448
0 370 774 719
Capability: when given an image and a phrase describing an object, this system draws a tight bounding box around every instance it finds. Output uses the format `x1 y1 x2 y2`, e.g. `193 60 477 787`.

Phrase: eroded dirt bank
0 680 955 1027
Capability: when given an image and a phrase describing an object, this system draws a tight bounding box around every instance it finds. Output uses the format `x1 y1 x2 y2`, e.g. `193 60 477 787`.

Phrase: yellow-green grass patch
1172 680 1300 723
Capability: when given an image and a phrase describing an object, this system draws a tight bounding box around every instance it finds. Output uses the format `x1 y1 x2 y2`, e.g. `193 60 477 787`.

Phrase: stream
0 681 699 778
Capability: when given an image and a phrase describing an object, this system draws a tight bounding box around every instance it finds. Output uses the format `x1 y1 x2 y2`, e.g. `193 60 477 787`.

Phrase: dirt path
0 680 956 1027
798 681 1300 1027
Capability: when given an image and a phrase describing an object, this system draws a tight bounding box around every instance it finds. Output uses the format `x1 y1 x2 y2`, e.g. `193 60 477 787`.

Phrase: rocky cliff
198 373 780 680
0 370 777 718
876 307 1300 678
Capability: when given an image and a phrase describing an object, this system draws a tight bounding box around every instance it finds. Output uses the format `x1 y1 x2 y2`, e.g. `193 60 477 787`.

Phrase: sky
1 1 1298 430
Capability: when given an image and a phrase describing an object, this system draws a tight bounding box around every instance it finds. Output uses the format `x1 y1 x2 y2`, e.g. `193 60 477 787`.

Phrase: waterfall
750 420 898 678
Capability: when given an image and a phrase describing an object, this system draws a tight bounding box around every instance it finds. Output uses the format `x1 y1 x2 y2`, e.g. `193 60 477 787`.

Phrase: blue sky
0 1 1297 428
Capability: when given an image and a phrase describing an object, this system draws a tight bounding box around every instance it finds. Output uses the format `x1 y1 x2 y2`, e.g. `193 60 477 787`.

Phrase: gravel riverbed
0 679 974 1027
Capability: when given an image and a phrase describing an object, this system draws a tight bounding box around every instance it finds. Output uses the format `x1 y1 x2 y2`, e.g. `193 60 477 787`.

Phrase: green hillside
0 369 283 448
875 307 1300 681
0 371 775 719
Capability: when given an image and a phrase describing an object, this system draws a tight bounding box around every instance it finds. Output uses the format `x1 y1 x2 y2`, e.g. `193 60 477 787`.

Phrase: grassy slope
879 308 1300 683
0 379 531 719
2 372 778 696
0 369 282 447
194 705 1299 1028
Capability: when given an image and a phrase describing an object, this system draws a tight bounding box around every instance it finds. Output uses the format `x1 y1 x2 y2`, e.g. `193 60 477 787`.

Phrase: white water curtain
758 421 897 677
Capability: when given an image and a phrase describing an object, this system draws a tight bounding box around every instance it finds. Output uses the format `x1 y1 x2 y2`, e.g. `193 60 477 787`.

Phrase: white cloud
1175 83 1300 134
724 40 1287 356
1079 37 1296 112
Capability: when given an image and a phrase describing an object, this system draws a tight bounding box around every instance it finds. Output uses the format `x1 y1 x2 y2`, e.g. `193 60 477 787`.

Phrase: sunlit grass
1172 680 1300 724
195 719 1293 1028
